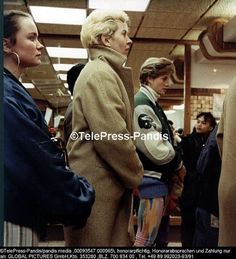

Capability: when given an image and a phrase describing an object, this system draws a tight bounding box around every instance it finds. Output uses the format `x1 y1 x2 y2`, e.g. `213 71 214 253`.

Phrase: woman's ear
100 35 111 47
147 76 153 86
3 38 12 53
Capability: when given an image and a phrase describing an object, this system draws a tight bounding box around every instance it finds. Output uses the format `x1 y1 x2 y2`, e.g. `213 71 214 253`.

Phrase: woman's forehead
17 17 38 34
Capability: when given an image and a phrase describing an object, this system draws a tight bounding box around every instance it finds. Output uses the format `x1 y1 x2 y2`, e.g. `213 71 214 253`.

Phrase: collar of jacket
4 67 32 98
88 45 135 111
140 85 160 105
88 45 128 69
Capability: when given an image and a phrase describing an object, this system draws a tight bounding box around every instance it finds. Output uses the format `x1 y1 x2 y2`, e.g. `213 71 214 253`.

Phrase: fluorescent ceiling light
47 47 88 59
53 64 75 71
64 83 69 89
164 110 176 115
173 104 184 110
29 6 86 25
89 0 150 11
58 74 67 81
23 83 35 89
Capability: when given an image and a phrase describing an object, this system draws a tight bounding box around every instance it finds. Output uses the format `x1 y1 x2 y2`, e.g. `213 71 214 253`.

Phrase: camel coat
217 77 236 246
64 46 143 246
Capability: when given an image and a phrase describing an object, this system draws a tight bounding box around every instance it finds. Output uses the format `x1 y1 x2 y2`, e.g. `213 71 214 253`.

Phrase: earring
11 51 20 67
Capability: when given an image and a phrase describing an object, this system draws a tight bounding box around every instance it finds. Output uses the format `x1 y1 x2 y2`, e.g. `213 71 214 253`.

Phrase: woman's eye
28 35 37 41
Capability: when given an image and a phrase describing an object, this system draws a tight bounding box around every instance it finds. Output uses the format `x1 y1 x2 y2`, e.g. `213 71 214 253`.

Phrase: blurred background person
3 10 94 246
64 63 85 144
180 112 216 247
133 57 185 247
193 125 221 247
64 9 143 247
217 77 236 246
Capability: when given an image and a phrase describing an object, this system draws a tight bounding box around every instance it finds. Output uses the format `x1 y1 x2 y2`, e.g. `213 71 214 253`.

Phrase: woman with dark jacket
180 112 216 247
193 125 221 246
3 10 95 246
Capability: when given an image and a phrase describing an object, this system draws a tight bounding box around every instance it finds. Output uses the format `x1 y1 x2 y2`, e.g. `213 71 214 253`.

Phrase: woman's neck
4 59 23 79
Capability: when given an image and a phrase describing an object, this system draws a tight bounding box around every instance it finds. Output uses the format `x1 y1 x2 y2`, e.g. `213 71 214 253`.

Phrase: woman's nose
127 37 132 45
37 40 44 49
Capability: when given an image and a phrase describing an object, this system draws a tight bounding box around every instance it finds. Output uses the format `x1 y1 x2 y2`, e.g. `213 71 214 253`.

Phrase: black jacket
180 130 209 210
4 69 95 234
196 126 221 217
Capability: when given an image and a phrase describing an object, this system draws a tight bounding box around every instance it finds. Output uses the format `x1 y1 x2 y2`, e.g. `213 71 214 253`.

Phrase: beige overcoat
64 46 143 246
217 77 236 246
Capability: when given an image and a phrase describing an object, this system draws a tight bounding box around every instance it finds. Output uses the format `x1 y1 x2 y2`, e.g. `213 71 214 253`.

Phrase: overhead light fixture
47 47 88 59
89 0 150 11
58 74 67 81
53 64 75 71
23 83 35 89
173 104 184 110
64 83 69 89
164 110 176 115
29 6 86 25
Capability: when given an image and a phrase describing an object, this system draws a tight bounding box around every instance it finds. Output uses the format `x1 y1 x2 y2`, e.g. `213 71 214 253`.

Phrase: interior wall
165 110 184 131
191 47 236 89
166 47 236 133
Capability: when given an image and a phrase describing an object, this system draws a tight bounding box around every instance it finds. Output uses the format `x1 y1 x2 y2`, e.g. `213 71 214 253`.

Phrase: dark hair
139 57 175 85
4 10 32 45
196 112 216 128
67 64 85 94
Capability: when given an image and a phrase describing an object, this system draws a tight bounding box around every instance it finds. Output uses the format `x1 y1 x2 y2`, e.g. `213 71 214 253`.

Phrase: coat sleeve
4 96 95 228
134 104 175 164
134 104 182 172
79 70 143 189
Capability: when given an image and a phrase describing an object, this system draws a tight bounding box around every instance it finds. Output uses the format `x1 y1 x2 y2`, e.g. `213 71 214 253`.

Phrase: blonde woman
64 9 143 246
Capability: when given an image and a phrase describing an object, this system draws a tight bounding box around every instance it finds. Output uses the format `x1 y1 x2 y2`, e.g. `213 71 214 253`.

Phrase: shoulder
135 91 152 107
181 134 196 147
81 60 118 84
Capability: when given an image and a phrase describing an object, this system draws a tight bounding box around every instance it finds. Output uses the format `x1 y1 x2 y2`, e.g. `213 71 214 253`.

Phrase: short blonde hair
140 57 175 85
81 9 130 48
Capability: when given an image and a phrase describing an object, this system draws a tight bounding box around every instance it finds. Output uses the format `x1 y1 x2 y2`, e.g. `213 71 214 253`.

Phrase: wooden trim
199 31 236 60
184 44 191 135
191 88 221 96
40 33 200 45
207 19 236 52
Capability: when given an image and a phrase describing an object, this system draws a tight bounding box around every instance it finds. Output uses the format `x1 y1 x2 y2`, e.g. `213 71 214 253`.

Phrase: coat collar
140 85 160 105
88 45 128 69
4 67 32 97
88 45 135 112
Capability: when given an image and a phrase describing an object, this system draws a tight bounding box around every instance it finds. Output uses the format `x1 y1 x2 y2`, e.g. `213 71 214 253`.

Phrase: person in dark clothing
64 64 85 144
180 112 216 247
3 10 95 246
193 125 221 246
